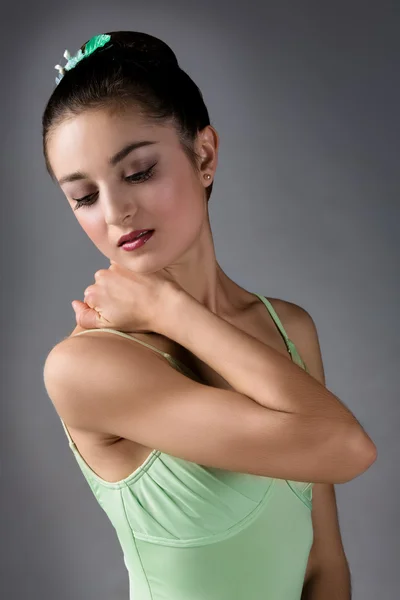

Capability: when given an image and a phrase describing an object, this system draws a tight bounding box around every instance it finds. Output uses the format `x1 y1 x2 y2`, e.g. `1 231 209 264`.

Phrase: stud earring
203 173 211 180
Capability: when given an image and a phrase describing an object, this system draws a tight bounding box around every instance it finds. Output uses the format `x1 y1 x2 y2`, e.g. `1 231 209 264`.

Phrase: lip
117 229 154 247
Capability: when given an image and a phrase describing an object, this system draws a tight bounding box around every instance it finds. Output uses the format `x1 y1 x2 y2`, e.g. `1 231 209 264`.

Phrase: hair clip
54 33 111 85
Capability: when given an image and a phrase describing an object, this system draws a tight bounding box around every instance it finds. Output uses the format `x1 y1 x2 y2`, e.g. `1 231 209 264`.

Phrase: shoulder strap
253 294 308 371
71 328 203 383
72 328 172 359
252 294 291 345
60 417 75 447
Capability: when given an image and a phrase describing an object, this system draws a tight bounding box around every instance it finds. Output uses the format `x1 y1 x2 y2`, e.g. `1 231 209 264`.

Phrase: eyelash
72 164 157 210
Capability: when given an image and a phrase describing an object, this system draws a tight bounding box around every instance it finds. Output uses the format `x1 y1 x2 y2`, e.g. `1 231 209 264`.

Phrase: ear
196 125 219 180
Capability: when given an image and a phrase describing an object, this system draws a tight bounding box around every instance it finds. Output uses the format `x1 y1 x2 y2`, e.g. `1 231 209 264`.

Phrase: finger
71 300 100 330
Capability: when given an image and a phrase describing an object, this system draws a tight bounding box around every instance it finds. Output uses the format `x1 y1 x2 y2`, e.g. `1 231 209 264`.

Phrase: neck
161 219 246 319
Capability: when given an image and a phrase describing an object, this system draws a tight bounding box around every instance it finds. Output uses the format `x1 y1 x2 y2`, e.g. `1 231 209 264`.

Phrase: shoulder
45 324 143 385
43 325 162 433
266 297 326 385
266 296 316 328
43 331 110 405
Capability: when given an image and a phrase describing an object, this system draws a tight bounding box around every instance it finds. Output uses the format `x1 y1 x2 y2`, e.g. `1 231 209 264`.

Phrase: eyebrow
58 140 158 185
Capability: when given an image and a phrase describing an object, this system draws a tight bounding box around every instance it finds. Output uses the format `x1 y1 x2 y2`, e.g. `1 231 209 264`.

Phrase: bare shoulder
44 324 95 385
43 322 169 434
266 296 316 329
266 297 325 385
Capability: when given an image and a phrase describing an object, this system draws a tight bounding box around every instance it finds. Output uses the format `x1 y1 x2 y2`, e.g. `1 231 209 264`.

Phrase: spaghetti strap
252 295 291 347
72 328 172 359
253 294 308 371
71 328 203 383
60 416 75 447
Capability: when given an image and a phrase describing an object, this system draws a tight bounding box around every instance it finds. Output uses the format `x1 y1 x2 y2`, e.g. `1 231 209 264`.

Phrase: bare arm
292 304 352 598
158 292 357 420
44 292 376 485
155 291 376 480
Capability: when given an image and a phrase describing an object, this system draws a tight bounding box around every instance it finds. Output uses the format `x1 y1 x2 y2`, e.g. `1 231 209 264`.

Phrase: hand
71 260 180 333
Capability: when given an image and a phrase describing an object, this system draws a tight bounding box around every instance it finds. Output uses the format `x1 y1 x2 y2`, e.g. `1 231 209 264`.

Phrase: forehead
47 108 177 179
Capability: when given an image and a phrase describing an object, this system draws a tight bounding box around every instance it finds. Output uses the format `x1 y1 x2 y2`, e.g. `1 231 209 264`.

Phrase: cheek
150 167 203 225
76 211 107 246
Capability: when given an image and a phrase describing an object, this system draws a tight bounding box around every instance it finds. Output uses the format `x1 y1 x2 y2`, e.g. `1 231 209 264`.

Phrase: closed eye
72 163 157 210
125 162 157 184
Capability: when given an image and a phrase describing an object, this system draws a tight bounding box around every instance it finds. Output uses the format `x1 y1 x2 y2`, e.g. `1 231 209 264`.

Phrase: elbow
336 426 377 484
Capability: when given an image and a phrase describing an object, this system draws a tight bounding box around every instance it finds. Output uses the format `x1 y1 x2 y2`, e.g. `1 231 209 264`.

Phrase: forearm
301 561 351 600
156 291 374 482
159 291 358 421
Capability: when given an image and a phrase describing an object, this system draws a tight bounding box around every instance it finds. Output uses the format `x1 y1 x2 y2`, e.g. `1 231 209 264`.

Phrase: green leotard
59 294 314 599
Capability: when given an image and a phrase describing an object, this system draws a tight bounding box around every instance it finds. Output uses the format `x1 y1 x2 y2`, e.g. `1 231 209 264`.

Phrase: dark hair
42 31 214 201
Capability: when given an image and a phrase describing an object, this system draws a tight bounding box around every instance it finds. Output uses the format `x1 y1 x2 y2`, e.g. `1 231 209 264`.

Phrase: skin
46 107 350 593
47 107 254 322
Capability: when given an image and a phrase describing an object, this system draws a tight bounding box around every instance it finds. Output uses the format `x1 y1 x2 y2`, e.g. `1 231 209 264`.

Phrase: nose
103 190 138 226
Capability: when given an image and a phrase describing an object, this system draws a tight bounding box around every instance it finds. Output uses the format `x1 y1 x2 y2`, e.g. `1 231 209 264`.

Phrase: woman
42 31 376 599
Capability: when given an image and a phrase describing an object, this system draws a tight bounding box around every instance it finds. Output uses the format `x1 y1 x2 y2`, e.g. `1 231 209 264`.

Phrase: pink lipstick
119 230 154 251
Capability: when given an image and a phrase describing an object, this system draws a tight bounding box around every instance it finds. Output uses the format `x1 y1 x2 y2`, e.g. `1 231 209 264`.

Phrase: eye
72 192 97 210
72 163 157 210
126 162 157 184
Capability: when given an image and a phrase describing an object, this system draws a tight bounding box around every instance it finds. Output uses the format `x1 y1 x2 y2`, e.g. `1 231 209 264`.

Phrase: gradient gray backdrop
1 1 398 598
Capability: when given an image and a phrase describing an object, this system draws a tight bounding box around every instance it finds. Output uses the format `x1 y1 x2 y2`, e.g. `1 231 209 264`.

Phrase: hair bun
88 31 179 69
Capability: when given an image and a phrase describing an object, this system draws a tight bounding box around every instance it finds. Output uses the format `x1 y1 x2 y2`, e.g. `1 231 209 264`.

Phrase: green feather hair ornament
54 33 111 84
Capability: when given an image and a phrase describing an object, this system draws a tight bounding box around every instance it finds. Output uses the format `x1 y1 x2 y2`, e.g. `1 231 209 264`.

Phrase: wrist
152 285 192 336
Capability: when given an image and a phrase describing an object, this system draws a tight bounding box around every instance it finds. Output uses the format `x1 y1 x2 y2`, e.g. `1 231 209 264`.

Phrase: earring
203 173 211 180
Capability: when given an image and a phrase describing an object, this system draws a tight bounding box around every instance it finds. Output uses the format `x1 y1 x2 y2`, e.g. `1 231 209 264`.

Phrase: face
47 108 215 273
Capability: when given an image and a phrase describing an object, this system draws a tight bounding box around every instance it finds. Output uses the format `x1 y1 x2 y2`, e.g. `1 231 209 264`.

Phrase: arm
45 291 376 484
155 290 376 483
302 492 351 600
283 302 352 599
302 562 351 600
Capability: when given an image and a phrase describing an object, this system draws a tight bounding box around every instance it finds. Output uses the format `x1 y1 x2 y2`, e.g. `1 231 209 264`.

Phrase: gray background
1 1 398 598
